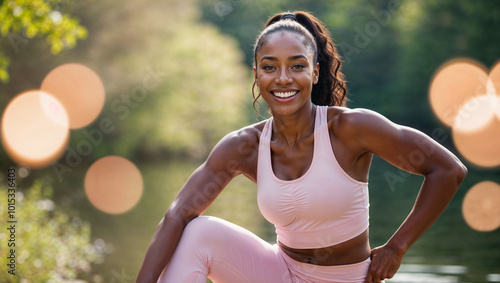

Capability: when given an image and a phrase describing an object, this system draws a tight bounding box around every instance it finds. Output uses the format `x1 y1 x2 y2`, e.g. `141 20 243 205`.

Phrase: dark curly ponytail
252 11 348 109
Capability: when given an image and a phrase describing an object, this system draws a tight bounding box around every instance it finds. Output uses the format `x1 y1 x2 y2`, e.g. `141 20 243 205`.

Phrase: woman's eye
292 64 305 70
263 65 275 71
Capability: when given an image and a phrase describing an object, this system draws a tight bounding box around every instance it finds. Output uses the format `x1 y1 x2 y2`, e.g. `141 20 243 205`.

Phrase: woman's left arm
344 109 468 283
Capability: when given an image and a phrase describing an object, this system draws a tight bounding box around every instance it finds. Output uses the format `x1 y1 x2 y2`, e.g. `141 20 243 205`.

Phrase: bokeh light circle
429 59 488 127
1 90 69 168
84 156 143 214
462 181 500 232
497 94 500 119
18 166 30 178
41 63 105 129
452 95 500 167
489 60 500 95
453 95 497 133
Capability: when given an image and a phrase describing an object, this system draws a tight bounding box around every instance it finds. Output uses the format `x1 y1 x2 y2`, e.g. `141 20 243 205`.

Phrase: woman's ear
313 62 320 84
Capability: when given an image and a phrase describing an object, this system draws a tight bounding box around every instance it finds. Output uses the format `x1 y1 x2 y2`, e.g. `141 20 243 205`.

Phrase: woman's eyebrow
288 55 307 61
260 55 278 62
260 54 308 62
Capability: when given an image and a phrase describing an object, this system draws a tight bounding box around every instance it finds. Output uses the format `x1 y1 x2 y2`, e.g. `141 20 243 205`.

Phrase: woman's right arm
136 128 258 283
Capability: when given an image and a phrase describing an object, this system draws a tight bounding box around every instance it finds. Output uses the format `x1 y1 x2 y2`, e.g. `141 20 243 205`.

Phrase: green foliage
126 23 249 159
199 0 333 66
0 180 103 282
0 0 87 82
0 53 9 81
63 0 250 160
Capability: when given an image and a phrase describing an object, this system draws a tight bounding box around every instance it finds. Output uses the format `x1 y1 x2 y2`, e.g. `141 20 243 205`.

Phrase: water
387 263 500 283
388 263 466 282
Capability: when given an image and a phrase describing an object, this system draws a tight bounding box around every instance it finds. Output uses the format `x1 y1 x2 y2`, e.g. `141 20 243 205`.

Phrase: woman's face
254 31 319 116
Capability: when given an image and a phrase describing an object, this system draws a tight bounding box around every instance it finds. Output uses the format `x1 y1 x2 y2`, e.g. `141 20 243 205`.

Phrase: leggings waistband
278 245 371 283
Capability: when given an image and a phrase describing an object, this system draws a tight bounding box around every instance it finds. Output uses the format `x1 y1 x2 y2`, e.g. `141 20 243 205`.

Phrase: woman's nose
275 68 293 85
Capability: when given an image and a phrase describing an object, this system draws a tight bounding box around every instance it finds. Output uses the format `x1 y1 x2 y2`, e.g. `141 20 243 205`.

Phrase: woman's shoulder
207 119 268 162
224 119 267 146
325 106 378 124
325 106 391 135
203 120 267 179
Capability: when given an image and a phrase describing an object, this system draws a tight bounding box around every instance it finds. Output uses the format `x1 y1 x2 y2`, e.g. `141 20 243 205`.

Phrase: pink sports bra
257 106 369 249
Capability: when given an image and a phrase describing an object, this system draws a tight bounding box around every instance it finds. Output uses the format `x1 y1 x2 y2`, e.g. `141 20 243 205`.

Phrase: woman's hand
365 243 404 283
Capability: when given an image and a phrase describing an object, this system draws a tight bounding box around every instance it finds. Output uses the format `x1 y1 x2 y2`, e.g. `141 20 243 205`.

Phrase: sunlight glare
489 60 500 95
429 59 488 127
84 156 143 214
462 181 500 232
1 90 69 168
41 63 105 129
452 95 500 168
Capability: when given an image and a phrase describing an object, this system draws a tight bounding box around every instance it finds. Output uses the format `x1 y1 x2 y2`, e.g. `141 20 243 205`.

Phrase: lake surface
387 262 500 283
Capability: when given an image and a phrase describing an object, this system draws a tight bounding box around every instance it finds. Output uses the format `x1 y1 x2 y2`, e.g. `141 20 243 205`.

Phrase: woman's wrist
385 237 408 257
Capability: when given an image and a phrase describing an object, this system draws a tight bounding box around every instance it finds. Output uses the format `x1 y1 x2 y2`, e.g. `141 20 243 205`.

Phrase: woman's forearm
136 212 186 283
385 163 467 255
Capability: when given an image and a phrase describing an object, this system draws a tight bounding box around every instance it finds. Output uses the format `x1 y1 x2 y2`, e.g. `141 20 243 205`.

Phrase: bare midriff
278 229 371 266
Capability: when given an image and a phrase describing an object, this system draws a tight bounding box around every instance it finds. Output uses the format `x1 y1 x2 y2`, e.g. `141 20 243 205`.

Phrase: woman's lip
271 91 299 102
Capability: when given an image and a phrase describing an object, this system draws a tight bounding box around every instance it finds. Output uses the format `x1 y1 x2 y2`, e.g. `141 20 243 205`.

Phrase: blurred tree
320 0 400 117
61 0 250 161
0 180 104 282
0 0 87 82
198 0 334 66
121 23 249 160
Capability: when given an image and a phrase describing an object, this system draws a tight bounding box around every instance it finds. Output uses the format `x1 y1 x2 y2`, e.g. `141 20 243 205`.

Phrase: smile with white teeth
273 91 298 98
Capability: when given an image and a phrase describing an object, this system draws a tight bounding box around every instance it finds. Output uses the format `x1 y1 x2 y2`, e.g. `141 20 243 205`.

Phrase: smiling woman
252 11 347 111
137 11 467 283
255 32 317 112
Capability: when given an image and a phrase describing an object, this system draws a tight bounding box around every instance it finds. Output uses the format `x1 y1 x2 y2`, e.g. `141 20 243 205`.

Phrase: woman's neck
271 103 316 149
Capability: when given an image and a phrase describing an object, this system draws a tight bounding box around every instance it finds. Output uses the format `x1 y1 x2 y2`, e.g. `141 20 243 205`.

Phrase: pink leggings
158 216 370 283
158 216 373 283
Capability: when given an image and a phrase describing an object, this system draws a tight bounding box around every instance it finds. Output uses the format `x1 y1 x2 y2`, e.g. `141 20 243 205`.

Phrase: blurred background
1 0 499 282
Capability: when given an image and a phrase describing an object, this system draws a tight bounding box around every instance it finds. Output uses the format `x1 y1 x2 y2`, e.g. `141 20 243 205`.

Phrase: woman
136 11 467 283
